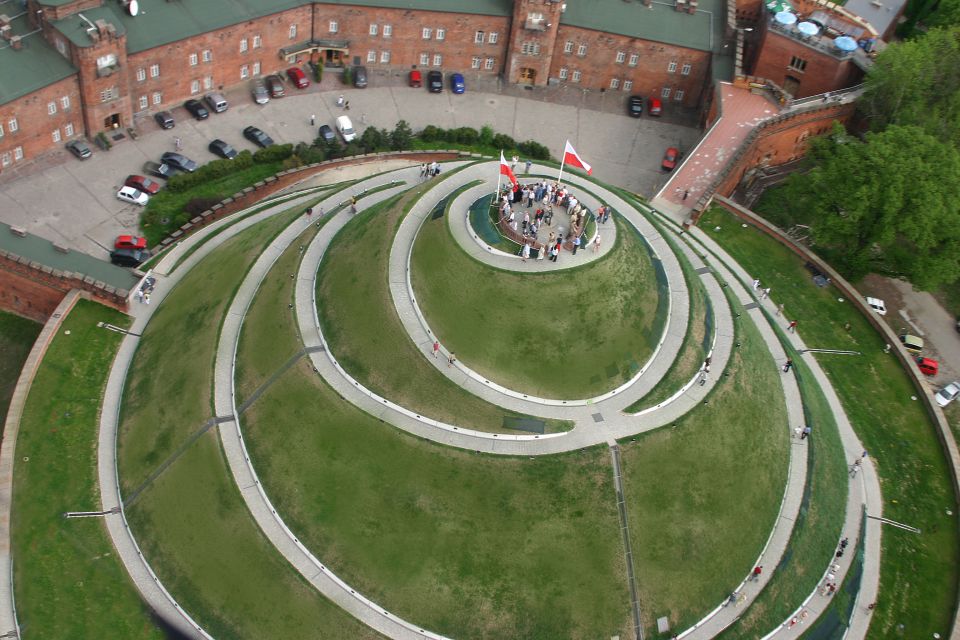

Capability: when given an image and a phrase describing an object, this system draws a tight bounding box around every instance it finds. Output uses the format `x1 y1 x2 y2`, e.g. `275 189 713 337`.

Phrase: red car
286 66 309 89
115 235 148 250
124 175 161 195
917 357 939 376
409 69 422 87
648 97 663 116
661 147 679 171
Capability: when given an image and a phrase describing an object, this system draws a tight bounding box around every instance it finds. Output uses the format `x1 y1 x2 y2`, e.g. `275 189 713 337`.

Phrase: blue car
450 72 465 94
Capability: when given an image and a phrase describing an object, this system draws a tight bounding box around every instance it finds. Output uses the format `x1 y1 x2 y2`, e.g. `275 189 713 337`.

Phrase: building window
623 80 633 91
472 56 481 69
202 49 213 62
433 54 442 66
559 67 568 80
8 118 17 133
615 51 625 64
485 57 495 70
289 24 297 39
422 28 432 39
136 67 146 82
52 129 61 143
661 87 671 98
577 44 587 56
681 63 692 75
14 147 23 161
521 42 541 55
383 25 392 37
152 92 162 105
138 95 148 110
204 76 214 90
437 28 446 40
1 154 9 168
610 78 620 89
191 80 200 94
99 88 117 102
189 53 198 66
564 41 573 53
367 50 376 63
572 70 582 82
788 56 807 72
61 96 70 110
329 21 338 33
369 24 378 36
56 38 66 56
380 51 391 63
420 53 430 65
675 89 685 101
253 61 261 75
489 32 498 44
241 64 250 79
47 101 57 115
667 61 677 73
240 38 248 53
253 34 262 48
65 123 74 136
629 53 639 66
475 31 485 44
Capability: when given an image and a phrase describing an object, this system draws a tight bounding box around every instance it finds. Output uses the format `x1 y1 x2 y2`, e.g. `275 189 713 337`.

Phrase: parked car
115 235 147 250
317 124 336 144
117 186 149 206
265 74 285 98
124 175 161 195
661 146 679 171
208 139 238 159
409 69 422 87
627 95 644 117
251 79 269 105
916 357 939 376
648 97 663 116
286 66 309 89
160 151 198 172
427 70 443 93
143 161 177 179
336 115 356 142
243 126 274 148
450 72 465 94
154 111 175 129
353 66 368 88
184 99 209 120
865 296 887 316
65 139 92 160
204 92 228 113
898 333 924 355
110 248 150 268
935 381 960 407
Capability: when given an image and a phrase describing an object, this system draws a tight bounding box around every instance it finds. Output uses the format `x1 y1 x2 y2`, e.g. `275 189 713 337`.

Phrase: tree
390 119 413 150
783 124 960 288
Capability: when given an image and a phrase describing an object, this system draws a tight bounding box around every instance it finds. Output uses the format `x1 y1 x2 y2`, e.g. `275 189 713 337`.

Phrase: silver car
251 79 269 105
935 382 960 408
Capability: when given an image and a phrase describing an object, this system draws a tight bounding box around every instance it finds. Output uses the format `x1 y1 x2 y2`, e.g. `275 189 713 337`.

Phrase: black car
154 111 175 129
160 151 198 173
208 139 238 159
353 66 368 88
243 126 274 148
110 248 150 268
627 95 644 117
65 139 92 160
143 161 177 179
317 124 336 143
427 70 443 93
184 99 209 120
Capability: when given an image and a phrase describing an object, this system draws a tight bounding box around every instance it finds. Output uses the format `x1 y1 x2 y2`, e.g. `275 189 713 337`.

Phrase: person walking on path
174 136 182 151
305 207 313 219
682 189 689 201
788 320 798 333
521 242 530 262
447 352 456 368
337 94 344 107
420 163 427 179
511 155 519 171
344 100 350 110
849 459 861 477
782 358 793 373
572 234 581 255
761 287 771 299
549 245 559 262
776 303 785 317
751 566 763 581
801 425 812 440
752 278 761 290
525 159 532 173
593 234 601 253
537 244 545 261
432 340 440 358
310 114 315 126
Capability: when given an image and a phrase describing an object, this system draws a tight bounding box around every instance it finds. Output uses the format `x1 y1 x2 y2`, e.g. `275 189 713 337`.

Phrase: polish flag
563 140 593 175
499 151 518 186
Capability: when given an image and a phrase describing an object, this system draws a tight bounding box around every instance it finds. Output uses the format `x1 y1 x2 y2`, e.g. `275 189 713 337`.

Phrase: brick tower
505 0 566 86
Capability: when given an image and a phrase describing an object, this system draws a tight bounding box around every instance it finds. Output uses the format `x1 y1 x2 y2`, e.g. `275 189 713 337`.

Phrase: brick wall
0 76 83 173
751 28 863 99
0 265 65 322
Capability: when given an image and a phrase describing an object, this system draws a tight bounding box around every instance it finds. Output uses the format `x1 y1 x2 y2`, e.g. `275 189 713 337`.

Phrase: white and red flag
562 140 593 175
499 151 518 186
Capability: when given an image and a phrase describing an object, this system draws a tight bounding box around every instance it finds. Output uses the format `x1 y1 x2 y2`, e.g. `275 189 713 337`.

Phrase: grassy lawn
700 205 959 638
118 205 301 496
11 300 166 640
620 287 790 635
317 187 572 433
241 358 631 639
127 429 380 639
0 310 40 431
411 209 662 398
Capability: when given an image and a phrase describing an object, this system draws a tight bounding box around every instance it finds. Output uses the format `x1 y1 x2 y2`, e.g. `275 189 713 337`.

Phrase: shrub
313 60 324 83
391 120 413 150
253 143 294 164
518 140 551 160
479 125 494 146
294 142 327 164
184 197 222 216
451 127 479 144
492 133 516 150
420 125 442 141
360 127 390 153
343 67 353 86
282 155 304 170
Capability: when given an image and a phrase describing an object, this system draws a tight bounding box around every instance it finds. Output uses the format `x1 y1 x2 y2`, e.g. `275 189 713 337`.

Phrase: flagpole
557 156 566 188
495 150 502 203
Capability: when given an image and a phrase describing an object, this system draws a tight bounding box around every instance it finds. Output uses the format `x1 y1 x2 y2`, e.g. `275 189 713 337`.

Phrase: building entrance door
104 113 122 129
519 67 536 84
783 75 801 97
325 49 344 66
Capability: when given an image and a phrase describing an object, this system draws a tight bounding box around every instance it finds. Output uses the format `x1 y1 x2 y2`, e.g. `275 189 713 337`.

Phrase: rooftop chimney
9 35 22 50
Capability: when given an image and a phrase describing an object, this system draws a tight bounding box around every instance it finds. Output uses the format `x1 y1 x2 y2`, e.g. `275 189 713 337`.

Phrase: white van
204 92 228 113
865 296 887 315
336 115 356 142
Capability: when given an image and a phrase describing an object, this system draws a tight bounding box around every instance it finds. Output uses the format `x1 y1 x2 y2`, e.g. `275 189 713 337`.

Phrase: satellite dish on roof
125 0 139 16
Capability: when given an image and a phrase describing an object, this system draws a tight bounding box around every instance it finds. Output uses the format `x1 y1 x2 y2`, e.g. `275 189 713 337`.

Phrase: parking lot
0 69 702 259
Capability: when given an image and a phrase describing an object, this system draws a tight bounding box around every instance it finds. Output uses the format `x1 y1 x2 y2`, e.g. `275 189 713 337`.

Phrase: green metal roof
0 223 138 292
51 6 127 48
561 0 723 52
0 15 77 106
